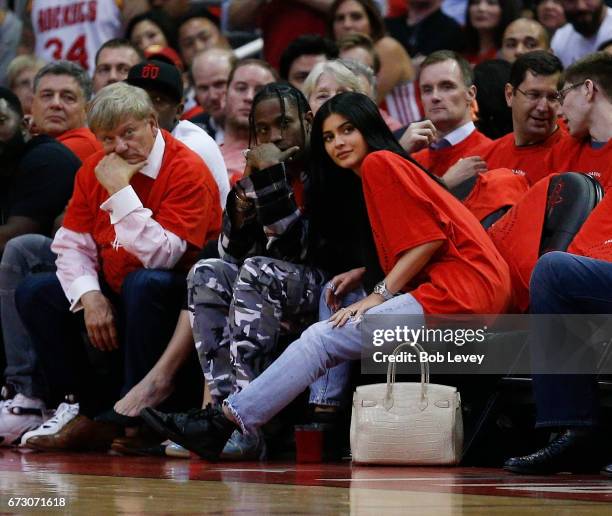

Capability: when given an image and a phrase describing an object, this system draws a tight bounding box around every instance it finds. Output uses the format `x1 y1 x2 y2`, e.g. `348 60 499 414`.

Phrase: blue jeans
15 268 194 417
0 235 56 399
530 252 612 428
226 293 424 434
307 282 362 407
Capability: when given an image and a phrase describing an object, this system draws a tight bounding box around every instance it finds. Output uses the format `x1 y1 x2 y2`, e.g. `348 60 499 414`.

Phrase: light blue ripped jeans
226 290 424 434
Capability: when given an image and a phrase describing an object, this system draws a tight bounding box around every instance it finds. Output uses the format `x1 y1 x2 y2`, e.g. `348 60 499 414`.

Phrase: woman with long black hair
141 92 512 460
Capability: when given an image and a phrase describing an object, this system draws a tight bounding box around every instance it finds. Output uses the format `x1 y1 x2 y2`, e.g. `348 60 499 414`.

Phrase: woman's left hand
328 293 385 328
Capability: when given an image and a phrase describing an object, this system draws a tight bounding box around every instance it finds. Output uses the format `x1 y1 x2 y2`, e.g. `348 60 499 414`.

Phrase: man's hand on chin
95 152 147 195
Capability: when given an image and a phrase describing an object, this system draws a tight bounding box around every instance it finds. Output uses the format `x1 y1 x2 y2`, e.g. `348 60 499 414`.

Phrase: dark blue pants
530 252 612 428
15 269 199 417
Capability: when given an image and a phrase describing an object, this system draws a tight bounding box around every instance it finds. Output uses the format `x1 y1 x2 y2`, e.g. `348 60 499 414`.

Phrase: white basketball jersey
32 0 121 73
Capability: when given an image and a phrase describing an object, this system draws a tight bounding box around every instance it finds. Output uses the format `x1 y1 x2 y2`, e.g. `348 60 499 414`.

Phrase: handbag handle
384 341 429 410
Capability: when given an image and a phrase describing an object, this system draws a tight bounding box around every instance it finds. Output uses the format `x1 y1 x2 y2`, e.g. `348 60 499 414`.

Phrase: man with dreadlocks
185 82 349 460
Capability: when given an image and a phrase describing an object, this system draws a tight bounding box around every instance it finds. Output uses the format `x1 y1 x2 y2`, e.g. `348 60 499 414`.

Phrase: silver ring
327 283 335 290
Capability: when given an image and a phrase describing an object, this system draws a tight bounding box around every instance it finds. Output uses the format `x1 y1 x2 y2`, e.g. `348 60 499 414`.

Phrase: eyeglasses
515 87 560 104
557 83 583 105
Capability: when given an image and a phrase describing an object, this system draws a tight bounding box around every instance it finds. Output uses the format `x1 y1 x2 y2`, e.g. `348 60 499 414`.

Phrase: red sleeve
62 161 97 234
362 152 447 268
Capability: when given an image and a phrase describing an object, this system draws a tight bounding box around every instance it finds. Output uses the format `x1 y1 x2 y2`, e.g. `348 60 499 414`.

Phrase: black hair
474 59 513 139
311 92 442 186
309 92 444 288
464 0 522 55
0 86 23 118
279 34 339 80
177 6 221 31
509 50 563 88
248 81 311 148
125 9 178 51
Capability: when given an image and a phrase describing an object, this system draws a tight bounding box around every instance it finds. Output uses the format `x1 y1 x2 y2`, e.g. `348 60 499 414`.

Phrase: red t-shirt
568 192 612 261
259 2 326 69
57 127 102 162
412 129 492 177
361 151 511 315
550 137 612 192
475 129 570 185
63 130 221 292
463 168 529 222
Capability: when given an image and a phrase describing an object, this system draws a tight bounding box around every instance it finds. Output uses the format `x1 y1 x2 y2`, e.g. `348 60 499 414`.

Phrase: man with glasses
550 51 612 190
504 50 612 476
475 51 569 185
552 0 612 67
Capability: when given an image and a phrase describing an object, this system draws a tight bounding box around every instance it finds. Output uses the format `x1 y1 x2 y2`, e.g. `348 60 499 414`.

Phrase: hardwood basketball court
1 450 611 514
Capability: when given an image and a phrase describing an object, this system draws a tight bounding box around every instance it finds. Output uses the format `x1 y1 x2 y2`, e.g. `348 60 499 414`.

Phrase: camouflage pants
188 256 328 403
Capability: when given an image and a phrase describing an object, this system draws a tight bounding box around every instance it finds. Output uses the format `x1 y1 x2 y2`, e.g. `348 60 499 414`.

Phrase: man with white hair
13 82 221 451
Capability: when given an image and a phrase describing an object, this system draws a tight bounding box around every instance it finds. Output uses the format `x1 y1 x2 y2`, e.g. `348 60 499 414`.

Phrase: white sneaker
0 394 46 447
19 402 79 447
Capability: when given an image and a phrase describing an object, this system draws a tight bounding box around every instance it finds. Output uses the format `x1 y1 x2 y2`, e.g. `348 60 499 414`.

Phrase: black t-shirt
385 10 465 57
0 135 81 235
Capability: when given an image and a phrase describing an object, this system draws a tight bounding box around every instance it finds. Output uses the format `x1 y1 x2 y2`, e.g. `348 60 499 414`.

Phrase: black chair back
539 172 604 255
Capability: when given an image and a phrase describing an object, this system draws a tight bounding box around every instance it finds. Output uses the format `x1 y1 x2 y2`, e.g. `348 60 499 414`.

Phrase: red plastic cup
294 424 324 463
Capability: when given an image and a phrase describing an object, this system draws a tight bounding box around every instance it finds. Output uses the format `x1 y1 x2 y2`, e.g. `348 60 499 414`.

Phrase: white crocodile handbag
350 342 463 465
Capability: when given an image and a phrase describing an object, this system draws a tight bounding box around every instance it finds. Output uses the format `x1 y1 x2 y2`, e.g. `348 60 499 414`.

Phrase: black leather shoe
601 463 612 477
504 428 602 475
140 405 236 461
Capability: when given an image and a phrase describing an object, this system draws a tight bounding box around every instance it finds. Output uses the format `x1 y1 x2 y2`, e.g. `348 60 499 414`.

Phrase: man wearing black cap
127 60 230 208
0 87 81 446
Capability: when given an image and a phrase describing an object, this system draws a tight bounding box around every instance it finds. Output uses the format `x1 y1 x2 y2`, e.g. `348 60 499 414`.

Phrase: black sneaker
140 405 236 461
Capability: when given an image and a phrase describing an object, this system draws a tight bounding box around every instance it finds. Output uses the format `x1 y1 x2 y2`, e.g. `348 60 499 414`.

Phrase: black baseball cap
127 60 183 103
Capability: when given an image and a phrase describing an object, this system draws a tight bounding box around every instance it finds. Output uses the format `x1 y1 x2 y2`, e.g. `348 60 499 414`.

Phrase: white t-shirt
32 0 122 73
552 7 612 67
172 120 230 209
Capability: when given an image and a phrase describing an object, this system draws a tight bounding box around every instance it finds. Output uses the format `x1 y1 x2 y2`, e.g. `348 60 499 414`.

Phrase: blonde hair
7 55 46 89
301 59 364 100
88 82 155 133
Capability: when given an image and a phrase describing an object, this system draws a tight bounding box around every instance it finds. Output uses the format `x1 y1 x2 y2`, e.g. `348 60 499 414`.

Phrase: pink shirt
52 131 186 311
